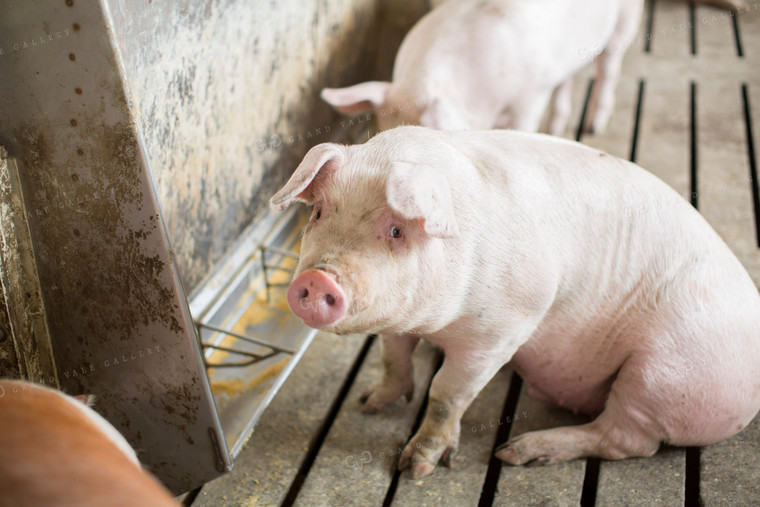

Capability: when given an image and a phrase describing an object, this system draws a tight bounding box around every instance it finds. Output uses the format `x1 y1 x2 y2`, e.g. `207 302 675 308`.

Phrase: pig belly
509 333 625 416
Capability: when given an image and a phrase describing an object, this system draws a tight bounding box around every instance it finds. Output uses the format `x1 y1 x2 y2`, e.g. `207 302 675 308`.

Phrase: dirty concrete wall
106 0 429 292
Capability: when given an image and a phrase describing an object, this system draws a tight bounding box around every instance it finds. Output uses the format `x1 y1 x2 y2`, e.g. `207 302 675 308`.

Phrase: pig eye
390 226 403 239
314 208 321 221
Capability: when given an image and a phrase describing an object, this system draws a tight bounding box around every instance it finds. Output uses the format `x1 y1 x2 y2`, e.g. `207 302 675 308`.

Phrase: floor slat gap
580 457 601 507
477 372 524 507
684 446 701 506
690 80 699 208
732 14 744 57
630 79 647 163
689 2 697 55
280 333 376 506
576 79 595 142
645 0 656 53
181 486 202 506
740 83 760 248
381 351 444 507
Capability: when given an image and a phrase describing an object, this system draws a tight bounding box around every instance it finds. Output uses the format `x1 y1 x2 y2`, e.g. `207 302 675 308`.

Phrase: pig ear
270 143 345 211
387 161 459 238
419 98 465 130
73 394 96 407
321 82 390 115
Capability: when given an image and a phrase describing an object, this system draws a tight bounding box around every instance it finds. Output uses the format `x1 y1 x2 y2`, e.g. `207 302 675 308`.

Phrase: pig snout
287 269 347 328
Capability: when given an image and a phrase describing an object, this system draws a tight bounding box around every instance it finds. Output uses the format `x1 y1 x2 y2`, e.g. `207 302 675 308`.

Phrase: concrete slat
697 78 760 283
390 367 514 506
700 414 760 503
294 340 439 506
649 0 692 59
636 75 691 195
596 447 686 506
737 1 760 64
193 332 369 507
494 385 589 506
695 2 742 58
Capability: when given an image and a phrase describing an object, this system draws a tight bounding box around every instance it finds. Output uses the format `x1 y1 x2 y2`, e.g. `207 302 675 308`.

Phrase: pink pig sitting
322 0 644 135
271 126 760 478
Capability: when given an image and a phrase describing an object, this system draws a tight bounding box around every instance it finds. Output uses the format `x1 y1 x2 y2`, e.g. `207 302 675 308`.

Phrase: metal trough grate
189 206 317 458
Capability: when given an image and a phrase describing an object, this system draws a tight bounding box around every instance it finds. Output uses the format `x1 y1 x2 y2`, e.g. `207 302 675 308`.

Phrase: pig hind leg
496 355 664 465
548 77 574 136
584 0 644 134
361 333 420 414
583 51 621 135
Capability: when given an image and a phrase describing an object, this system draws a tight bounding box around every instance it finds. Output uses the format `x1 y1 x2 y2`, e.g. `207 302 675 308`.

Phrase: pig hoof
359 396 386 414
525 456 551 467
410 461 436 479
494 442 522 465
585 119 609 136
359 380 415 414
441 445 457 467
398 451 436 479
398 438 456 478
495 431 575 466
494 438 554 466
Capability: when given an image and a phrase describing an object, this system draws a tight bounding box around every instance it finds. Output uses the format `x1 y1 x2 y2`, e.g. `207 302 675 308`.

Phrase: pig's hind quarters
496 341 760 466
496 354 663 466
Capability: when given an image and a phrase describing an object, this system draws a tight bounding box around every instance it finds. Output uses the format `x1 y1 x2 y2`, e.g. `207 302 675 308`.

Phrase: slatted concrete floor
190 1 760 505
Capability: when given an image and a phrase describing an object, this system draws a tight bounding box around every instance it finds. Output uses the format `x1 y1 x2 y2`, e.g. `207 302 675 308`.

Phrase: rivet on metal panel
69 119 77 126
65 0 73 6
75 87 82 94
68 53 76 61
72 23 80 32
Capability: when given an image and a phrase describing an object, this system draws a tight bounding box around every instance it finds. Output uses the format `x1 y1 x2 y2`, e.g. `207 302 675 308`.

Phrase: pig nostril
325 294 336 306
299 288 309 299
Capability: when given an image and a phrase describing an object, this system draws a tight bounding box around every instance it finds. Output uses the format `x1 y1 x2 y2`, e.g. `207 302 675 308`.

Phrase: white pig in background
271 126 760 479
322 0 643 135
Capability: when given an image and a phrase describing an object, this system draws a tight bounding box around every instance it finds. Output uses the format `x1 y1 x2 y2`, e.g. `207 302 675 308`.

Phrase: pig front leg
398 350 508 478
361 334 420 414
